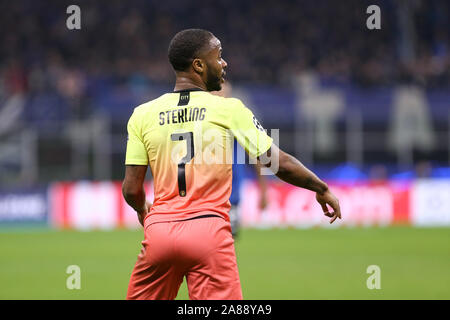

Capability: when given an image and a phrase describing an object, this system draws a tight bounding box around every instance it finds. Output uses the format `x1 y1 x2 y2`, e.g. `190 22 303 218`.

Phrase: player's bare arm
122 165 151 226
259 144 342 224
254 162 268 210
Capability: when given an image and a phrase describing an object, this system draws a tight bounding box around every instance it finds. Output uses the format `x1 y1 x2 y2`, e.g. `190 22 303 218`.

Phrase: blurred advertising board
46 179 450 230
411 180 450 226
0 188 48 225
49 181 153 230
240 180 411 228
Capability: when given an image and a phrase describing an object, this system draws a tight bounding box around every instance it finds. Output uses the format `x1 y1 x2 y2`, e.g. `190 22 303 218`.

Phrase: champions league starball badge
252 116 265 132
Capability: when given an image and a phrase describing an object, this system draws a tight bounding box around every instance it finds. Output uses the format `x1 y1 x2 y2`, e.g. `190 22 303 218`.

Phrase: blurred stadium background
0 0 449 299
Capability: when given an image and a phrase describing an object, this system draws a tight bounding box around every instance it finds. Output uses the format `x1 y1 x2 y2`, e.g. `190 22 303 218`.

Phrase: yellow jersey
125 89 272 224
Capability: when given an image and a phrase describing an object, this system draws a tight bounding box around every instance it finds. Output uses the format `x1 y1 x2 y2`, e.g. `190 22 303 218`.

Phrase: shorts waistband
178 214 222 222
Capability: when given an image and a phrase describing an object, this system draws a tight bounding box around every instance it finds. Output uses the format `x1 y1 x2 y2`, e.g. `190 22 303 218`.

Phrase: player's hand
137 201 152 227
259 194 268 210
315 190 341 224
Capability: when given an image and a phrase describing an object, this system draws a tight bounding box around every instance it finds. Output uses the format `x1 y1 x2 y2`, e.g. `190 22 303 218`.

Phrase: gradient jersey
125 89 272 224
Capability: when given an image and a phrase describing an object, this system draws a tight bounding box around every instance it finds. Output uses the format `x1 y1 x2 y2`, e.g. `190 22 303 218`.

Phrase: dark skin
173 37 227 92
260 146 341 224
122 165 149 226
122 35 341 226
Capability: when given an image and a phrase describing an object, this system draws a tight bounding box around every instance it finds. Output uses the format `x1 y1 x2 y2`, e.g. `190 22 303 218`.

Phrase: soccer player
123 29 341 300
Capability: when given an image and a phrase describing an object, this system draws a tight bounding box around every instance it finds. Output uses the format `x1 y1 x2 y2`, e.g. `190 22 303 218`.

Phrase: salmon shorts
126 215 243 300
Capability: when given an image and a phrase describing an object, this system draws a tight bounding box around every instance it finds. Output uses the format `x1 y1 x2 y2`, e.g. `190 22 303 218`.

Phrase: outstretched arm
258 144 341 224
122 165 151 226
254 162 268 210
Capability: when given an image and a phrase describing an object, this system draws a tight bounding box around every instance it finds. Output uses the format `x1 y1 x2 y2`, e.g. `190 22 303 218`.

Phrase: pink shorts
126 215 243 300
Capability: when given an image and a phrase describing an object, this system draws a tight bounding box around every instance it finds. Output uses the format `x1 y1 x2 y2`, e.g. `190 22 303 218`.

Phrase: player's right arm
122 108 152 227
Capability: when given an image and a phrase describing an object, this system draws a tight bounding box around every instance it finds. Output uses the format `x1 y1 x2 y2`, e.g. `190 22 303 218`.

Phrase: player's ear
192 58 204 74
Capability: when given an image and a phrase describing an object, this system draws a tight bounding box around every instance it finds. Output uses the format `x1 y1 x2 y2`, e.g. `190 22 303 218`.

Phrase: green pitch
0 227 449 299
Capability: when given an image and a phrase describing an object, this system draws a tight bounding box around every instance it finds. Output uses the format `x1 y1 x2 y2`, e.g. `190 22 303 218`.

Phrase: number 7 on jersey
171 132 194 197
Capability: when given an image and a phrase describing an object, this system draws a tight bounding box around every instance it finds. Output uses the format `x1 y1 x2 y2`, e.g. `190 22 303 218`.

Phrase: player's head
168 29 227 91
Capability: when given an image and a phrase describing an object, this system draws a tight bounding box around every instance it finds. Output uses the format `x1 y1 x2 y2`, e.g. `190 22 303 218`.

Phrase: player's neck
174 73 207 92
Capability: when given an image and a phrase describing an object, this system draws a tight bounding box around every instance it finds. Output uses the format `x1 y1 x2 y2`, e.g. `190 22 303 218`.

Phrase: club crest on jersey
253 116 265 132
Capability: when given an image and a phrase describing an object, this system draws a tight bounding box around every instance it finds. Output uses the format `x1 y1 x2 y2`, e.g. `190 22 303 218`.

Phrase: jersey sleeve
228 99 273 158
125 109 149 165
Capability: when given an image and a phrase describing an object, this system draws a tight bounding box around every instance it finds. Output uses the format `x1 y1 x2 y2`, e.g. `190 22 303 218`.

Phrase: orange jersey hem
144 209 229 227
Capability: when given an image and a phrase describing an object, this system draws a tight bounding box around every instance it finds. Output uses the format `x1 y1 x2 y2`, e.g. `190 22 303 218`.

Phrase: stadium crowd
1 0 449 99
0 0 448 183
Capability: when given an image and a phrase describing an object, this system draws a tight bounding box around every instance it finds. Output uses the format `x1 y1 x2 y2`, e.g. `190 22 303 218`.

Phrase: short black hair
168 29 214 71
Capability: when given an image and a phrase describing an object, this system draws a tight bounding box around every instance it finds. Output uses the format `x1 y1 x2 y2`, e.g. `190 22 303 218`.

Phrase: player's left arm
259 144 342 224
254 162 268 210
229 99 341 224
122 165 151 227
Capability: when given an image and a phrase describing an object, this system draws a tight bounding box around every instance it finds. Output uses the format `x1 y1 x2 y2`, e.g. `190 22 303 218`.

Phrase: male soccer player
123 29 341 300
